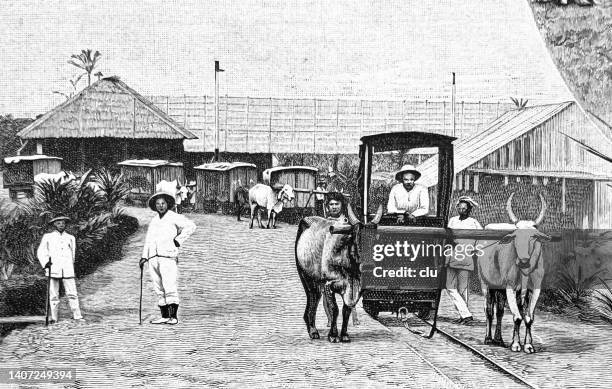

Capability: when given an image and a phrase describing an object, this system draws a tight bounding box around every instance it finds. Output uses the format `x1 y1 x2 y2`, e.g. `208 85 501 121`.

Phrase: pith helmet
49 214 70 224
148 191 176 211
394 164 421 182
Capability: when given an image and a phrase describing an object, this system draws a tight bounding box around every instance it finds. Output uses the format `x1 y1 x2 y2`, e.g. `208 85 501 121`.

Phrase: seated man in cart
386 164 429 223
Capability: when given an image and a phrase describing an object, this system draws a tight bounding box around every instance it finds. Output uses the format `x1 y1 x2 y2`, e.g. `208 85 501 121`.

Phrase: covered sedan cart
356 131 562 338
194 162 257 214
263 165 318 221
2 155 63 200
355 132 458 337
118 159 184 205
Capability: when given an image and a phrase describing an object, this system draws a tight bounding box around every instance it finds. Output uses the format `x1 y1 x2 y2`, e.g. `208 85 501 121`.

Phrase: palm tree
68 49 102 86
510 97 529 110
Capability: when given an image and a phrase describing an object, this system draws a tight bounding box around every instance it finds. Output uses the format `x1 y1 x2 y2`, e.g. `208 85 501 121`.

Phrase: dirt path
1 207 610 388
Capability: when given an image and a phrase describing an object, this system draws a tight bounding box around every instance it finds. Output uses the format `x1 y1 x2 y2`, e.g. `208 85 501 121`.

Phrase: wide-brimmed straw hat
456 195 479 208
49 214 70 224
395 165 421 182
148 191 176 211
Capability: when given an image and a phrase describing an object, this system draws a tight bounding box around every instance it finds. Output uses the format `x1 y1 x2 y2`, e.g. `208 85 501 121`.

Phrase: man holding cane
37 214 83 323
140 191 196 325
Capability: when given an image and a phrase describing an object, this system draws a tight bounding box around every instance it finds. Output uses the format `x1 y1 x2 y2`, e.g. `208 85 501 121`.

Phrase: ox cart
2 155 63 200
118 159 185 205
194 162 258 214
354 132 562 338
263 166 318 222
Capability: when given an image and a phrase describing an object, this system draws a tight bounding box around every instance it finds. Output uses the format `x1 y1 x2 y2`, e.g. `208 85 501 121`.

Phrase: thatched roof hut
18 76 196 140
17 77 197 172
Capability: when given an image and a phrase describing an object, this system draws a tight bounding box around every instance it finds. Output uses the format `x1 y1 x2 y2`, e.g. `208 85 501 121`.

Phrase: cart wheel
416 308 435 321
362 301 379 319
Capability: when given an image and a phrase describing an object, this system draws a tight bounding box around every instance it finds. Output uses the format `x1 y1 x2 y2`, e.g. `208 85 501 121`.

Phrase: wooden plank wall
121 166 154 194
147 95 510 154
472 104 612 176
268 170 316 208
228 167 257 203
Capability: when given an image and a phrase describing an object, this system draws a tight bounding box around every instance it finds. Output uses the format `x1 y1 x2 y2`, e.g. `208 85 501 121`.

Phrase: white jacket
37 231 77 278
386 184 429 216
141 211 196 260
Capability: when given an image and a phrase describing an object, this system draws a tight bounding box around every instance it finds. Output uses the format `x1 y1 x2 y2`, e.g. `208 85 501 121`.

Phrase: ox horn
506 192 519 224
371 204 383 224
347 203 361 225
534 193 547 226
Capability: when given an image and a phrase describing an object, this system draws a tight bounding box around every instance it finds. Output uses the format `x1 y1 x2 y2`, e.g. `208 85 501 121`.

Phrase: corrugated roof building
417 101 612 229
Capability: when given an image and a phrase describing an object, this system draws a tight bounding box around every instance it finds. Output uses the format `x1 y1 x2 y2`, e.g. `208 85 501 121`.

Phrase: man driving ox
387 164 429 223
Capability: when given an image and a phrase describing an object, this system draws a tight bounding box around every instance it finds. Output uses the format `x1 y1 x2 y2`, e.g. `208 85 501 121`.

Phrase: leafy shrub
0 169 137 279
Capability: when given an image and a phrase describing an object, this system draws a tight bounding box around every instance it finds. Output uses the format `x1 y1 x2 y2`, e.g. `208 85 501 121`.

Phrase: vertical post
461 101 464 138
562 177 566 214
269 97 273 154
363 144 370 222
452 72 456 137
291 99 296 153
336 99 340 153
214 61 225 161
425 100 429 131
384 101 388 132
133 97 137 137
592 180 598 229
183 94 187 129
203 95 207 151
401 100 406 130
359 100 364 138
245 97 250 153
313 98 317 153
443 101 446 135
224 94 229 153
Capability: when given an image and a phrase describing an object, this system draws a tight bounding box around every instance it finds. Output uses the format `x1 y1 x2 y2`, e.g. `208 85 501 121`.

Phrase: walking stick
45 260 52 326
139 265 144 325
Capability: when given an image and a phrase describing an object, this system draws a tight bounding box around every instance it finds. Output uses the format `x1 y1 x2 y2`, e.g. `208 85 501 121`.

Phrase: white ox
478 193 551 354
248 183 295 229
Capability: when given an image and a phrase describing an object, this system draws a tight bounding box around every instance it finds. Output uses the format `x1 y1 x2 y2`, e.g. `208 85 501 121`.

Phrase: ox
295 204 382 342
234 186 250 221
234 179 254 222
248 183 295 229
478 193 551 353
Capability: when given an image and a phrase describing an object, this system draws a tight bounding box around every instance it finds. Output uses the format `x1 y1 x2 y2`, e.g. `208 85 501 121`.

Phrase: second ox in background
248 183 295 229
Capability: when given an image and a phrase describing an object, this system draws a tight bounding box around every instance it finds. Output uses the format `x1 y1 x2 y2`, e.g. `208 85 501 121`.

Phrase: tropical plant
92 168 131 212
555 263 605 305
593 277 612 323
68 49 102 86
0 169 135 279
510 97 529 110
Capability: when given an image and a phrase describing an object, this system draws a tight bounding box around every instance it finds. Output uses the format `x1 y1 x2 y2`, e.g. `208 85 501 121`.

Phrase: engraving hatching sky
0 0 573 118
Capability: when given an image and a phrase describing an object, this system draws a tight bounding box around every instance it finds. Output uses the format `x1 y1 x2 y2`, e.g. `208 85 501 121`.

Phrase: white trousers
148 257 179 306
445 268 472 319
49 278 83 321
